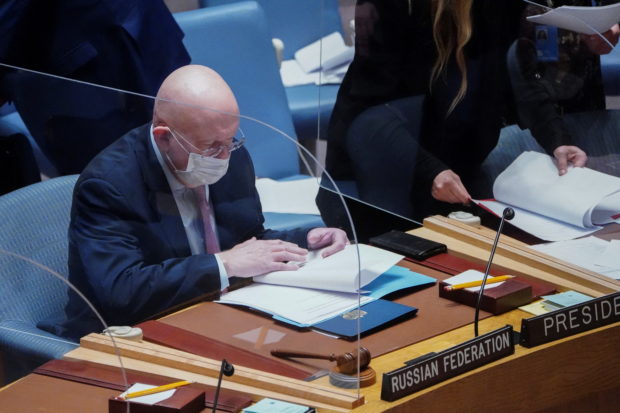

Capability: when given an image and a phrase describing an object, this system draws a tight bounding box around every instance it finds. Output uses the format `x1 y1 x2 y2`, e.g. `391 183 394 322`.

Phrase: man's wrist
214 253 230 290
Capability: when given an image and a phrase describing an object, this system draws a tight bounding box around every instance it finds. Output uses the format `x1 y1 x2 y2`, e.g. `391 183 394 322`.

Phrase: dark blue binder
312 299 418 340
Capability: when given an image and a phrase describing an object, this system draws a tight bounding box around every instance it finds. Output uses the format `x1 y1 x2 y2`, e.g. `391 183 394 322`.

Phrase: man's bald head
153 65 239 133
152 65 241 184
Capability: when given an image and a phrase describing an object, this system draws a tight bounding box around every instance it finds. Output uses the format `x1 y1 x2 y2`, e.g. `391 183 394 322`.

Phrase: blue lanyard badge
535 24 559 62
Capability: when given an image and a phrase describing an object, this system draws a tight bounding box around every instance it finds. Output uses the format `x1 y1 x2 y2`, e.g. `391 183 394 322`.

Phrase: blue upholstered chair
174 2 324 230
0 175 80 384
0 103 58 178
601 43 620 96
199 0 343 141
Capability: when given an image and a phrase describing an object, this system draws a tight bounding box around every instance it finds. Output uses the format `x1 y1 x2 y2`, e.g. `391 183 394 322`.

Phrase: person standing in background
0 0 191 175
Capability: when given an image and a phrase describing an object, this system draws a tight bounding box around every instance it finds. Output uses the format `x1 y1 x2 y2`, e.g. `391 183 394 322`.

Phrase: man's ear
153 125 171 151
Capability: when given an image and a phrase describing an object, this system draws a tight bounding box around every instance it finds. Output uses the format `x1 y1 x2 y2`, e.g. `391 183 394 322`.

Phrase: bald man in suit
41 65 348 340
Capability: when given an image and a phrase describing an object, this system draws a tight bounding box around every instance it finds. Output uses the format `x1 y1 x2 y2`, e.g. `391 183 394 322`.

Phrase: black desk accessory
212 359 234 413
369 230 447 261
474 207 514 336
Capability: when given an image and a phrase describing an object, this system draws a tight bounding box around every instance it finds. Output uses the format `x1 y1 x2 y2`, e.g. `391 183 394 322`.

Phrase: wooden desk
2 218 619 412
2 316 618 412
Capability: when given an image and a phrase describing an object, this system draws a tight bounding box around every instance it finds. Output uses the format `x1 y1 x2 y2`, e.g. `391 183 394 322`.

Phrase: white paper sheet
531 236 620 279
118 383 175 405
217 283 375 326
493 151 620 228
527 3 620 35
294 32 354 73
280 60 319 87
280 60 349 87
254 244 404 292
255 177 320 215
479 151 620 241
475 199 600 242
597 239 620 269
443 270 507 292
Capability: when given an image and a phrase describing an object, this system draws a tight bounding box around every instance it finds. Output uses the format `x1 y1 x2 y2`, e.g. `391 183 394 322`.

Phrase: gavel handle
271 349 335 361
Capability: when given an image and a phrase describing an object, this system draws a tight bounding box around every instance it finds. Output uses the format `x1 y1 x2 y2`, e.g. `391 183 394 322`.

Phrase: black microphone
474 207 515 337
212 359 234 413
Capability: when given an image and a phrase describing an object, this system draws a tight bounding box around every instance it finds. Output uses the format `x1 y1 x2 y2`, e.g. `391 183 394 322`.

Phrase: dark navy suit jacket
41 124 310 340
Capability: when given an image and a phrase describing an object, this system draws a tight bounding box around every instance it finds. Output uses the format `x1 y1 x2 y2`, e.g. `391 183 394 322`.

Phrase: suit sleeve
70 177 222 325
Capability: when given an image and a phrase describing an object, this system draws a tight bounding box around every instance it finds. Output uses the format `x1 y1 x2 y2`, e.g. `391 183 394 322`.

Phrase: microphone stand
474 207 514 337
212 359 234 413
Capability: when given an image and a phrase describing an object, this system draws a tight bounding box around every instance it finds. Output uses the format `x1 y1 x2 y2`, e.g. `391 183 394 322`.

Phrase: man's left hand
307 227 349 258
553 145 588 175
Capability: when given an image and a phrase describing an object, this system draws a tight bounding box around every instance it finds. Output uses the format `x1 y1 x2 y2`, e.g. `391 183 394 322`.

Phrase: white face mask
166 128 230 187
169 152 229 187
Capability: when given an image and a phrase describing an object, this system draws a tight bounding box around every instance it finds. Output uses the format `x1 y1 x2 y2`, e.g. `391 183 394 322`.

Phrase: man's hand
431 170 471 204
553 145 588 176
307 227 349 258
219 238 308 278
581 24 620 55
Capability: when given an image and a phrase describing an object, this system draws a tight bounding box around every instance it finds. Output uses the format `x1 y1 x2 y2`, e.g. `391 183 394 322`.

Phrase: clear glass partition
3 0 620 408
0 63 366 410
317 0 620 245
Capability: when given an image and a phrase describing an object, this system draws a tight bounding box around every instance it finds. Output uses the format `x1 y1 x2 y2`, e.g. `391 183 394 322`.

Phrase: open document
527 3 620 35
475 151 620 241
216 245 436 326
254 244 403 293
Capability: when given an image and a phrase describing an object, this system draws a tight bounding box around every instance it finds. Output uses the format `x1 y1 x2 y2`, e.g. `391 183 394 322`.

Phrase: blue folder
270 266 435 332
311 299 418 340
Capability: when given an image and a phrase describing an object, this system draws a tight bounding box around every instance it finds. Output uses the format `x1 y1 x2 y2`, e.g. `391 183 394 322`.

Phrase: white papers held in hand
475 151 620 241
254 244 404 293
216 244 404 326
526 3 620 35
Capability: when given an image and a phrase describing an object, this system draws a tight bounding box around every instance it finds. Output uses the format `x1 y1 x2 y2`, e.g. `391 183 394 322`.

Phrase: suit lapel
135 125 191 257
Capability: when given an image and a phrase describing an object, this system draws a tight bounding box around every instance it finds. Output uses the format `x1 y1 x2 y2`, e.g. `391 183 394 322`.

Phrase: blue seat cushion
285 84 339 140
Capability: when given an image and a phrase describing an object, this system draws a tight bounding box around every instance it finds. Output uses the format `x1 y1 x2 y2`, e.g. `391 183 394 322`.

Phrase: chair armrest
0 320 77 360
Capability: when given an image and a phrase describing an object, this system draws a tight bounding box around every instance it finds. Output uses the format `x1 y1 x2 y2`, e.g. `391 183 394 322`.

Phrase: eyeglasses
169 127 245 158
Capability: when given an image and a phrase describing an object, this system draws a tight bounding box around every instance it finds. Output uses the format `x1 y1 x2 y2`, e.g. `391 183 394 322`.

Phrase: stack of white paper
280 32 353 87
217 284 375 326
217 244 404 325
254 244 404 292
475 151 620 241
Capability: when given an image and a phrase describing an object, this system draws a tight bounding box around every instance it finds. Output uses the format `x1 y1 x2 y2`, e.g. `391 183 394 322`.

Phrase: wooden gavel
270 348 371 375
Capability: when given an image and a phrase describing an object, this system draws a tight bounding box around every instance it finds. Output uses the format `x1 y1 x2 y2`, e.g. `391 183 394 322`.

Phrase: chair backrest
174 2 301 179
601 43 620 96
0 175 77 324
200 0 343 60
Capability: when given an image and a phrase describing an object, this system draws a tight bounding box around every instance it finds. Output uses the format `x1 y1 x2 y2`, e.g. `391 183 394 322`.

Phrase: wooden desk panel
347 313 620 412
5 315 616 412
2 218 618 412
158 260 491 376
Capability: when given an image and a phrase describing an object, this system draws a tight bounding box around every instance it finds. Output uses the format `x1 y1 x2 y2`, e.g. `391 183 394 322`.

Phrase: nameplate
381 325 514 402
520 291 620 348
